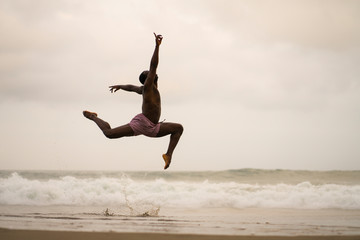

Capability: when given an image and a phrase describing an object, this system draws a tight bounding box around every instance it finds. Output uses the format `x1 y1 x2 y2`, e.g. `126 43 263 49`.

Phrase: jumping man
83 33 183 169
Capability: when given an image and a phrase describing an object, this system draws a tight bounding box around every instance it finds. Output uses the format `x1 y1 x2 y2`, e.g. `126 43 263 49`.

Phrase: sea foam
0 172 359 209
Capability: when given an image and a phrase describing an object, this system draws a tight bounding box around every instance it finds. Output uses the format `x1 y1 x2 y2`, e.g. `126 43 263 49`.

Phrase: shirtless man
83 33 183 170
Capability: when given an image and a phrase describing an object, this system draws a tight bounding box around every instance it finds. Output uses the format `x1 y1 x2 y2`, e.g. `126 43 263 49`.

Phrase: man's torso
142 85 161 124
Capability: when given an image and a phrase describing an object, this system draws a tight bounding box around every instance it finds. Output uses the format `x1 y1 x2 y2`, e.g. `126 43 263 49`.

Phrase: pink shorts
129 113 161 137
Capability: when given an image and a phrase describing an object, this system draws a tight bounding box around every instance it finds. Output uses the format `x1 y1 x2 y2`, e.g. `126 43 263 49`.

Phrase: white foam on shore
1 172 359 209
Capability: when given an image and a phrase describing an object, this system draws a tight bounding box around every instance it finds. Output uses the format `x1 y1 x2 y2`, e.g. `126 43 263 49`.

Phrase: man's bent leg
104 124 134 139
157 122 184 169
83 111 134 139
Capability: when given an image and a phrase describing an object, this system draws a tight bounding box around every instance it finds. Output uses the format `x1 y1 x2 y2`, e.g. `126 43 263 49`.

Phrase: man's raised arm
145 33 162 87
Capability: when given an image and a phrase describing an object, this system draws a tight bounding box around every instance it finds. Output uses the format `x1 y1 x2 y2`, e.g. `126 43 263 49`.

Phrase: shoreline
1 229 360 240
1 207 360 236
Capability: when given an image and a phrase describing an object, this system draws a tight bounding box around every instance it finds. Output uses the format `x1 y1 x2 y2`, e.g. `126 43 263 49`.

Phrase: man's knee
103 129 116 139
176 124 184 135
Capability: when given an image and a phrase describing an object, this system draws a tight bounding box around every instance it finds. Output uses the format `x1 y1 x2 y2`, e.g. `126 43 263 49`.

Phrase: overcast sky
1 0 359 171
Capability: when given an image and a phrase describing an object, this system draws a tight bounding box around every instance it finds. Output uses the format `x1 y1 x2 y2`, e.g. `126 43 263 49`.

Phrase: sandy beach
1 229 359 240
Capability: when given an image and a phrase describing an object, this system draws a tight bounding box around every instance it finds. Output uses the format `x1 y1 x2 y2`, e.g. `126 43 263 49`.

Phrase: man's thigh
156 122 181 137
106 124 134 138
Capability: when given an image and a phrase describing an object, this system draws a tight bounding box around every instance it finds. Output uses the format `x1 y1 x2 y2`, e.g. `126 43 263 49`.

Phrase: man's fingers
154 32 162 39
109 86 115 93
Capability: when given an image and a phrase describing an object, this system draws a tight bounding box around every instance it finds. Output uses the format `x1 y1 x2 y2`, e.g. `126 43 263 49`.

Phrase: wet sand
1 206 360 236
1 229 360 240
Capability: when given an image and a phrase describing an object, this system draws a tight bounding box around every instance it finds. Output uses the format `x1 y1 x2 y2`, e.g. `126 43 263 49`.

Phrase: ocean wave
0 172 359 209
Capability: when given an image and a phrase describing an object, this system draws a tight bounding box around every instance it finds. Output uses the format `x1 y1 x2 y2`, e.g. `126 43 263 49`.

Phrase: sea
0 169 360 236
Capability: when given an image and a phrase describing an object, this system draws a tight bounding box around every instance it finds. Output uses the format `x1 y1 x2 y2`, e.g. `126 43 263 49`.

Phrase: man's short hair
139 70 158 85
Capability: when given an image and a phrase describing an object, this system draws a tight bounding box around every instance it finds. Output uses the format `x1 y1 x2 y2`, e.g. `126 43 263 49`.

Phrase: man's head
139 70 158 85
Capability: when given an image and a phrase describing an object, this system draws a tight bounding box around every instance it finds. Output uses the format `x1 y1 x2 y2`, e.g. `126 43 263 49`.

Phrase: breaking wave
1 172 359 209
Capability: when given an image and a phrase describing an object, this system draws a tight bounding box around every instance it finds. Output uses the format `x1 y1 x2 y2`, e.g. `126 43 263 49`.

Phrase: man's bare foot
162 154 171 170
83 111 98 120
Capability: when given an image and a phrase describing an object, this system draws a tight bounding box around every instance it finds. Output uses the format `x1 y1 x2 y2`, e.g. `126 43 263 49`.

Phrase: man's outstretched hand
109 85 120 93
154 32 163 46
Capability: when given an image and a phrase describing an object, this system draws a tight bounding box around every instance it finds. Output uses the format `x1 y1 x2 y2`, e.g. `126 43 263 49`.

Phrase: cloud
198 0 360 50
0 1 147 103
